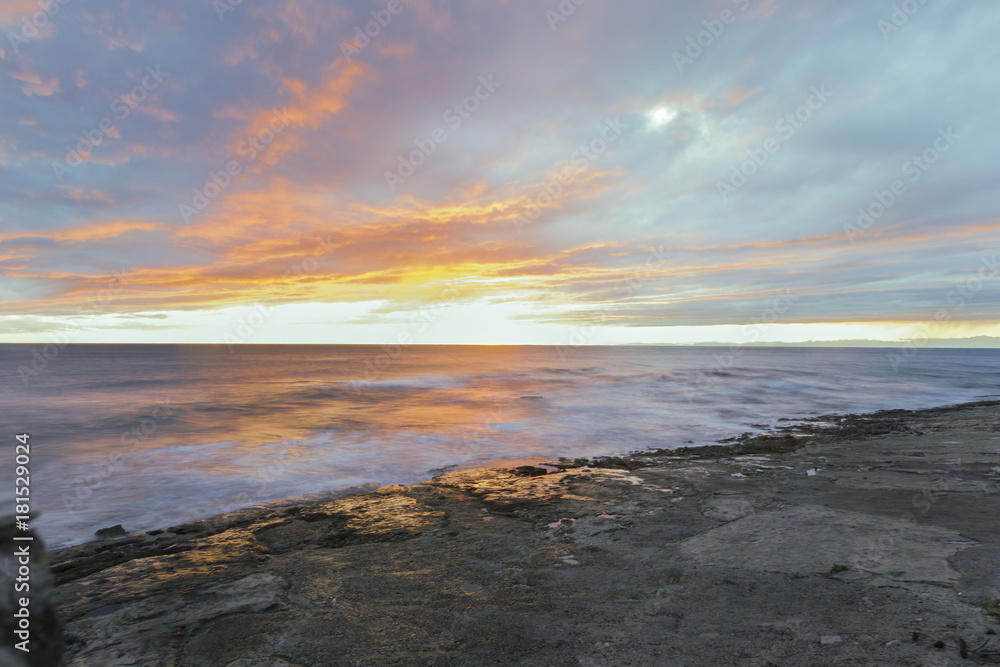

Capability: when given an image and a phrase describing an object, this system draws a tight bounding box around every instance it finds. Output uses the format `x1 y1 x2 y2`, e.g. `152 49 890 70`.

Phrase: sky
1 0 999 346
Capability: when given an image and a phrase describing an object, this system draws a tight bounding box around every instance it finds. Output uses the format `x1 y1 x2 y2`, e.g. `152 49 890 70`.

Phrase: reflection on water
2 344 998 547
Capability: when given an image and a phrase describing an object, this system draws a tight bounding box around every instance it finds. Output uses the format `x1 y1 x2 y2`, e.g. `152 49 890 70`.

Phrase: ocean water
2 344 999 548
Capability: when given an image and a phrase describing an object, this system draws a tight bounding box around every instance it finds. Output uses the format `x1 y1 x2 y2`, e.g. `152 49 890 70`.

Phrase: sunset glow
2 1 998 345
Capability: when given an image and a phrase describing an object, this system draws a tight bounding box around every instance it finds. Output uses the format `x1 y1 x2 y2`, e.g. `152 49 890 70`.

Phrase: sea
2 344 999 549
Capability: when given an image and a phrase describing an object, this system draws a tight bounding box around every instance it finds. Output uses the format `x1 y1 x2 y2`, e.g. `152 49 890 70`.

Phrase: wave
7 345 1000 548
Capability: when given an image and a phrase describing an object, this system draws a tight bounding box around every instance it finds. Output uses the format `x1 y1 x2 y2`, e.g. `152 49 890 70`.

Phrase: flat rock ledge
51 401 1000 666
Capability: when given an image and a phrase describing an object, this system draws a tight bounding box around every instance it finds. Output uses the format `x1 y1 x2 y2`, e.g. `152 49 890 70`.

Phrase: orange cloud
0 219 166 245
222 60 367 174
6 209 998 324
0 0 40 25
727 86 764 107
11 71 60 97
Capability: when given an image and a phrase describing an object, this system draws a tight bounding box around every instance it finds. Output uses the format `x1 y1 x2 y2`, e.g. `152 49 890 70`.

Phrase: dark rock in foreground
1 503 63 667
94 525 128 540
53 401 1000 665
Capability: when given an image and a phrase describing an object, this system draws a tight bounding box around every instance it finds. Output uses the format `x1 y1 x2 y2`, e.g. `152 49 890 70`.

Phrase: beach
44 400 1000 666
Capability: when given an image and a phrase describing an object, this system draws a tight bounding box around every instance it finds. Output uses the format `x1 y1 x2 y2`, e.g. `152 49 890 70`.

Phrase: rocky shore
47 400 1000 665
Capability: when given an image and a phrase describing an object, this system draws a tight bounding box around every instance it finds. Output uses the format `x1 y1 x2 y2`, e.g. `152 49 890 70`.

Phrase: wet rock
679 505 973 584
94 524 127 539
255 494 444 552
588 456 648 470
67 573 288 667
511 465 551 477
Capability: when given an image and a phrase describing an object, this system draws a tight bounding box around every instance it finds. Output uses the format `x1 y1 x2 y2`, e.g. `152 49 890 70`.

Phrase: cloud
10 70 59 96
1 0 999 342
